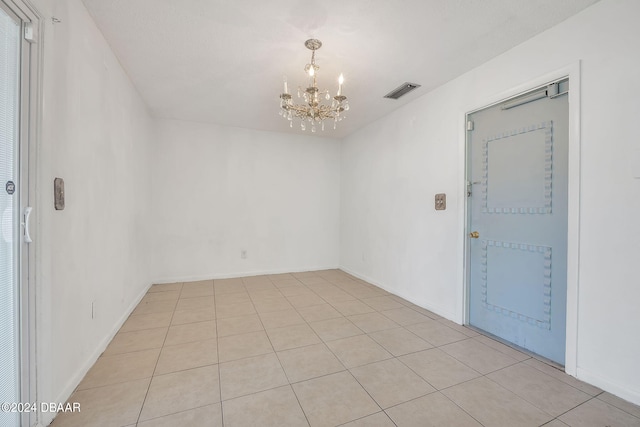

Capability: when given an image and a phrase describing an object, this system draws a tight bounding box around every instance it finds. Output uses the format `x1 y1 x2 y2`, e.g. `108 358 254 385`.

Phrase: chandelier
279 39 349 132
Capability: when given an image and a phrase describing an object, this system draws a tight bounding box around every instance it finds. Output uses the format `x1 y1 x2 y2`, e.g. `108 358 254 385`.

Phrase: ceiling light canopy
279 39 349 132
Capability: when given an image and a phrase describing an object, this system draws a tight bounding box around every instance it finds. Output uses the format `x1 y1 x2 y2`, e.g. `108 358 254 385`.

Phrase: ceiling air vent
384 82 421 100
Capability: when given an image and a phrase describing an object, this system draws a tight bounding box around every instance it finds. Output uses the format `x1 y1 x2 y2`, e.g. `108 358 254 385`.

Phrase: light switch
435 193 446 210
54 178 65 210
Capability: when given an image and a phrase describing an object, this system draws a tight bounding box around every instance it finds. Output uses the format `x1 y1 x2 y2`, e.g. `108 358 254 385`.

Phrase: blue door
467 81 569 365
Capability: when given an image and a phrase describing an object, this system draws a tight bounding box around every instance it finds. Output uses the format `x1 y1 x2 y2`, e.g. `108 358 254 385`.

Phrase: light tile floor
51 270 640 427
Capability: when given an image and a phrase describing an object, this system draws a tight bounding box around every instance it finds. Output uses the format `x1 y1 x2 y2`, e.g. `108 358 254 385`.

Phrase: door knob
469 231 480 239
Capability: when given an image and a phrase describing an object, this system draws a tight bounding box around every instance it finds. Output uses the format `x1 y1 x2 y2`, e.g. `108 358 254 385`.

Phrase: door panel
0 4 22 426
468 86 568 364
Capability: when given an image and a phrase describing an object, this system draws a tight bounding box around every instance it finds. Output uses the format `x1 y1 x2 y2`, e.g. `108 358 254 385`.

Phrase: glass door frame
2 0 41 425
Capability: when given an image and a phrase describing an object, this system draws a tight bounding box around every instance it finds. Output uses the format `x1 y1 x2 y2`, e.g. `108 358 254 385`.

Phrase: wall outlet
241 250 247 259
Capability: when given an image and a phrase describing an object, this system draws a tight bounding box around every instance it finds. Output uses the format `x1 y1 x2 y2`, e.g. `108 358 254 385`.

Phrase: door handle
469 231 480 239
23 207 33 243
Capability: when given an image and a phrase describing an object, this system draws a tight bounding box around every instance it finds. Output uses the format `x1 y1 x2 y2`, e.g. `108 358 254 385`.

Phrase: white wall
34 0 154 423
340 0 640 405
29 0 340 421
151 119 341 281
26 0 639 418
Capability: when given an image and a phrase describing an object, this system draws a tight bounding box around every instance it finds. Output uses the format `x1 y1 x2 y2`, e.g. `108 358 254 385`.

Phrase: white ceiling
81 0 599 139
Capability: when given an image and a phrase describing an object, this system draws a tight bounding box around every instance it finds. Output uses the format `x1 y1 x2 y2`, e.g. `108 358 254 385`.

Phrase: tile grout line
61 270 640 426
225 273 526 422
239 278 305 409
478 372 555 421
294 272 386 424
212 279 224 427
523 358 604 396
434 390 488 427
134 281 182 426
422 337 563 422
258 275 313 427
297 275 402 425
336 410 399 427
215 277 280 399
226 273 386 424
551 392 640 424
481 360 597 418
389 338 502 426
135 280 218 423
594 393 640 420
548 395 599 425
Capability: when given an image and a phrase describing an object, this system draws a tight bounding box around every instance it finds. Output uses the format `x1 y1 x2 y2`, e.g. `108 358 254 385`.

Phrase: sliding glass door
0 3 23 425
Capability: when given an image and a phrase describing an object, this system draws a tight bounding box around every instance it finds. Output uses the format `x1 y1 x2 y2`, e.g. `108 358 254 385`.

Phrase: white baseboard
340 267 640 409
50 282 152 421
151 265 341 284
339 266 457 321
576 367 640 406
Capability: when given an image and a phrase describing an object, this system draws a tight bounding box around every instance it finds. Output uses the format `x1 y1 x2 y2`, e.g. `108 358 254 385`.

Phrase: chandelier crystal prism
279 39 349 132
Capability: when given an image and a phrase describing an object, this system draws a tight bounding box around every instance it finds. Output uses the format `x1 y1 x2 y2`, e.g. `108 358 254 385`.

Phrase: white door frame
2 0 42 425
460 62 581 376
